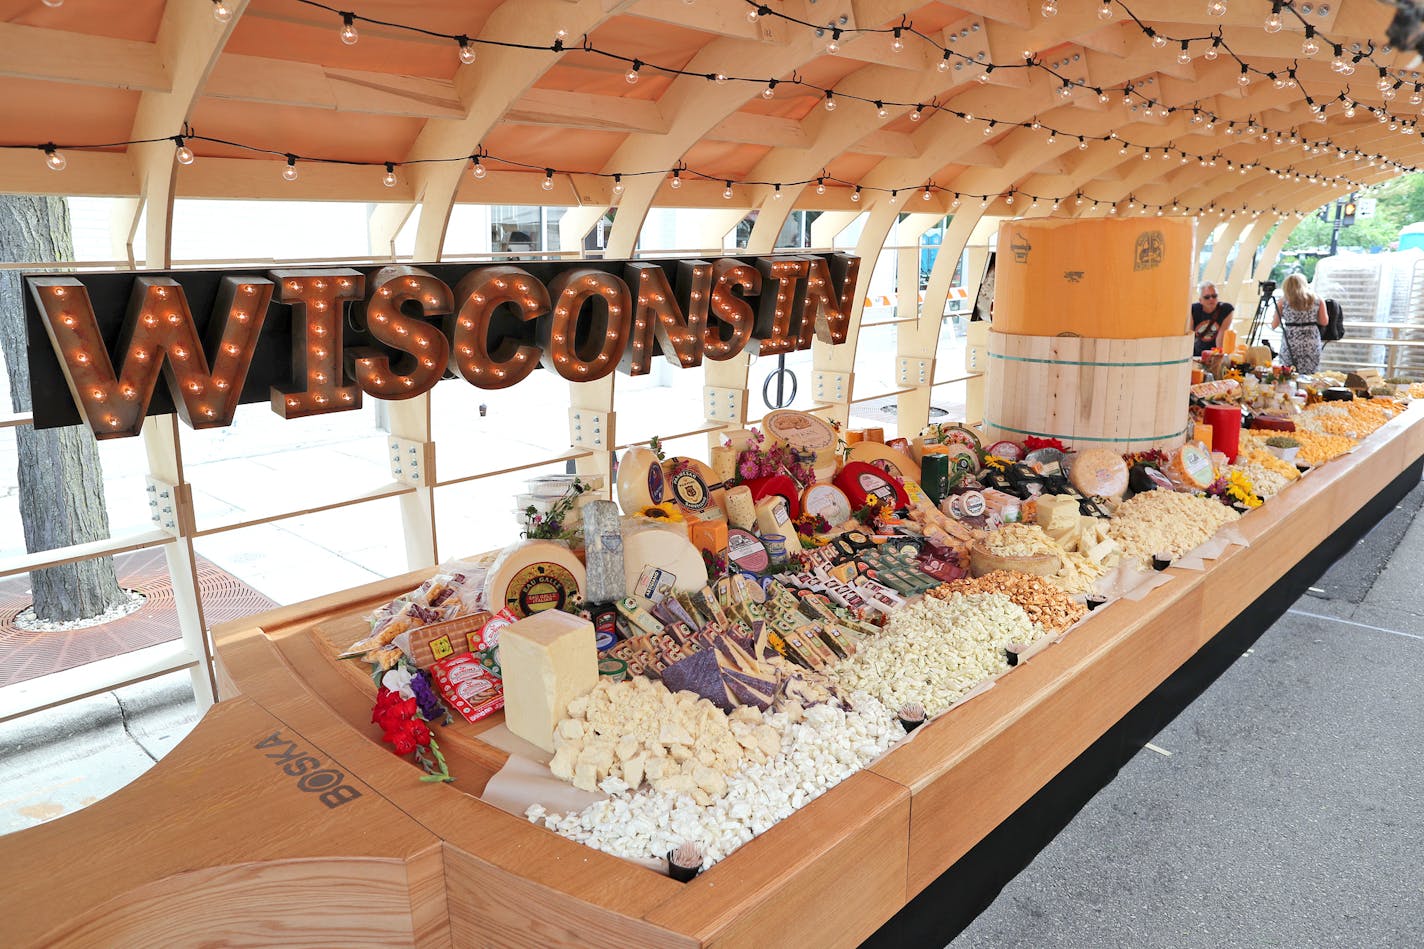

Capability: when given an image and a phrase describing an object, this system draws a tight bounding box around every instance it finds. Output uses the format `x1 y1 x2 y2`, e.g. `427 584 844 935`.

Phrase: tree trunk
0 195 124 622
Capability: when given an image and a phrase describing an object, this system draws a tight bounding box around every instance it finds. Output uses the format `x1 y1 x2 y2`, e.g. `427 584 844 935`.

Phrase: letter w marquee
23 253 859 438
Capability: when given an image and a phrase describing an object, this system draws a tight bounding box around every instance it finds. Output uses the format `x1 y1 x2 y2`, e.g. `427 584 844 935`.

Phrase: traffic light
1341 200 1357 226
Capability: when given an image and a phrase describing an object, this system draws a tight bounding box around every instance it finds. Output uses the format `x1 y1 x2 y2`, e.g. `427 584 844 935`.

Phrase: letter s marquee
22 253 859 438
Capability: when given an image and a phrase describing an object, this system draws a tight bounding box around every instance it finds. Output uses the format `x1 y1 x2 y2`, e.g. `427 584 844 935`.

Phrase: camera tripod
1244 279 1278 350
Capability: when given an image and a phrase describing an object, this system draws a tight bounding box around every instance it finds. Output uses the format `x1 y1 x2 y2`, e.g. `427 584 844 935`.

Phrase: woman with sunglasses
1191 282 1234 357
1271 273 1329 373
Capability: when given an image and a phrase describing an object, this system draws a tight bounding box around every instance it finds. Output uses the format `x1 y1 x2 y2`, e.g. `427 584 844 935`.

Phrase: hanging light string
275 0 1422 179
0 122 1382 220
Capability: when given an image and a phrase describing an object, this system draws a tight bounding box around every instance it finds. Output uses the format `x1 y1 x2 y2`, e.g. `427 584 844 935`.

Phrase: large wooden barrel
982 332 1193 451
993 218 1195 339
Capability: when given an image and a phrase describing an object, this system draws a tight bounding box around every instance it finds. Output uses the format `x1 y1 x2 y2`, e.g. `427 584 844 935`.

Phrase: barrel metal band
984 417 1190 444
987 352 1190 368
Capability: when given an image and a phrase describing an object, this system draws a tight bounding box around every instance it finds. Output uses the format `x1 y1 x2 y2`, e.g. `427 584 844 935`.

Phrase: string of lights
0 123 1381 220
266 0 1423 178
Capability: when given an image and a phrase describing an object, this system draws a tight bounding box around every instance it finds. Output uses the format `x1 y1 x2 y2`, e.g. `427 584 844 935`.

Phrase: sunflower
638 501 684 523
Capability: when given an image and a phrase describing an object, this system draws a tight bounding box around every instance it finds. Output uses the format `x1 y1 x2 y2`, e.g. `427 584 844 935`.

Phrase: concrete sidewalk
950 474 1424 949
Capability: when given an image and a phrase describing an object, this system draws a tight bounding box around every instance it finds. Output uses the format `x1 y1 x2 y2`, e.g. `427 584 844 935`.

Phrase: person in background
1271 272 1329 373
1191 282 1234 356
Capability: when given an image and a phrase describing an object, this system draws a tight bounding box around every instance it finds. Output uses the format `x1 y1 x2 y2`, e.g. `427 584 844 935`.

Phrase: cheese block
846 441 920 482
724 485 757 530
763 409 839 468
835 461 910 510
580 500 626 605
800 483 852 526
500 609 598 752
710 445 739 485
723 429 758 452
485 540 586 619
1068 448 1129 499
622 526 709 598
663 457 728 520
755 496 804 559
1167 443 1216 490
617 446 669 513
726 528 770 573
1033 495 1082 538
742 473 802 519
688 517 729 559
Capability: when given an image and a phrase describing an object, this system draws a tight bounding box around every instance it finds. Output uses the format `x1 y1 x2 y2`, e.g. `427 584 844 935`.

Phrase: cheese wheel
763 410 839 467
1068 448 1129 498
835 461 910 510
846 441 921 482
726 528 770 573
742 473 801 519
622 527 708 598
724 485 757 530
755 496 804 558
485 540 587 619
663 457 728 519
1168 443 1216 490
617 447 669 513
800 483 852 525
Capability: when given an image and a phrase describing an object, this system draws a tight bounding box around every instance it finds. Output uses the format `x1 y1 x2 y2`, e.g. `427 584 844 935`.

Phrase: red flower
409 721 432 747
387 729 417 755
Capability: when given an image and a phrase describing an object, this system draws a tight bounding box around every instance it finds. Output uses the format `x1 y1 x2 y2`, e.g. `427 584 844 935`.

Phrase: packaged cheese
1068 448 1129 499
484 539 586 619
755 496 804 559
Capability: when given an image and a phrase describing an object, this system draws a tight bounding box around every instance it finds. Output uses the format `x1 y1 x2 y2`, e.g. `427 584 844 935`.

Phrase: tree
0 195 125 622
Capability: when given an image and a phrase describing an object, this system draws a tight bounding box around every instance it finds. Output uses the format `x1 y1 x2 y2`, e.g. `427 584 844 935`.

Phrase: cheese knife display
337 394 1411 875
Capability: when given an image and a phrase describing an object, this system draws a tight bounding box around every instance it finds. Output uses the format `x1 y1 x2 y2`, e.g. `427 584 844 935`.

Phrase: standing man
1191 282 1234 356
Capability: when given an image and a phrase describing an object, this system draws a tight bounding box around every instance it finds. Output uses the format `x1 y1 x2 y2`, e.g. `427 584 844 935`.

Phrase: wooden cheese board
0 403 1420 947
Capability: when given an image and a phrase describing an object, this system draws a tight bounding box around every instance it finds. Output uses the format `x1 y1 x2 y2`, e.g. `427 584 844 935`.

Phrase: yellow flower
638 502 683 523
983 455 1009 471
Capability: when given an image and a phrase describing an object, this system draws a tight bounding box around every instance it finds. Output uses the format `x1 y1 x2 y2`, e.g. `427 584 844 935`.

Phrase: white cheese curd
827 592 1048 717
1107 490 1239 563
526 693 901 866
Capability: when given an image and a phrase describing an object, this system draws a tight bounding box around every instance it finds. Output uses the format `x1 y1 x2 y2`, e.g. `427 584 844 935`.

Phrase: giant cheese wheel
622 527 708 598
485 540 587 619
994 217 1194 339
763 410 839 468
846 441 920 482
617 447 669 513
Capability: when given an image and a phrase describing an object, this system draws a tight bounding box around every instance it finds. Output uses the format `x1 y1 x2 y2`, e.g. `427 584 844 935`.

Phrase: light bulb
1204 44 1219 61
542 172 555 191
212 0 232 22
41 0 62 6
824 91 836 111
910 107 922 122
1238 69 1251 87
44 148 66 172
723 184 733 199
1265 12 1283 33
762 83 776 99
876 101 888 118
340 14 359 45
746 6 760 22
1207 0 1226 16
1302 36 1320 57
714 72 728 84
471 159 486 179
851 187 861 203
1178 44 1192 65
815 179 826 195
889 191 898 206
1378 72 1393 92
1041 0 1057 16
669 171 681 189
1005 192 1015 205
383 165 398 187
952 196 961 209
612 175 624 195
772 185 783 200
1098 1 1112 21
938 54 950 72
459 41 477 65
891 29 904 53
922 188 932 202
1151 34 1167 49
175 142 194 165
282 160 298 181
626 66 640 84
826 30 840 54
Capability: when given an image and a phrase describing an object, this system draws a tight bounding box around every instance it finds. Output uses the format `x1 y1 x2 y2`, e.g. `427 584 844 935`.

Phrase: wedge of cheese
501 610 598 753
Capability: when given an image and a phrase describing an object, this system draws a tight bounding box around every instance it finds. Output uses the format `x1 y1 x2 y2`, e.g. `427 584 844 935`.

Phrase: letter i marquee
23 253 858 439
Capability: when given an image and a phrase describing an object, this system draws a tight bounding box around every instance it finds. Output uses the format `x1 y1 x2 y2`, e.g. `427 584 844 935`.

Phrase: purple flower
409 670 445 722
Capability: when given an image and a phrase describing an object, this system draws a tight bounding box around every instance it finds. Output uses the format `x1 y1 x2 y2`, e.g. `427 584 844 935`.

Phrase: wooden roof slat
204 54 466 119
0 21 169 93
504 88 667 135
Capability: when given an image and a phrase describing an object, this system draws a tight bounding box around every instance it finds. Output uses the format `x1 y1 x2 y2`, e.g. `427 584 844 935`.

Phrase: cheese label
646 466 665 505
504 561 579 616
669 466 711 513
634 566 677 602
858 471 897 505
960 491 987 517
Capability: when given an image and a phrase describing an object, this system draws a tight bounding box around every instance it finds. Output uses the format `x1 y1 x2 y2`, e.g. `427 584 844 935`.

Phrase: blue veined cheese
581 500 626 604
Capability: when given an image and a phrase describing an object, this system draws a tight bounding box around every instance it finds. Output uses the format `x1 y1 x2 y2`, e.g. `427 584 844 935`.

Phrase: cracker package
430 653 504 724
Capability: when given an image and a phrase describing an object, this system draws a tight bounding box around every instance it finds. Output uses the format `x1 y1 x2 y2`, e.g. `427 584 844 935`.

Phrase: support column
1202 217 1249 289
1223 216 1275 319
141 415 217 710
896 208 984 435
